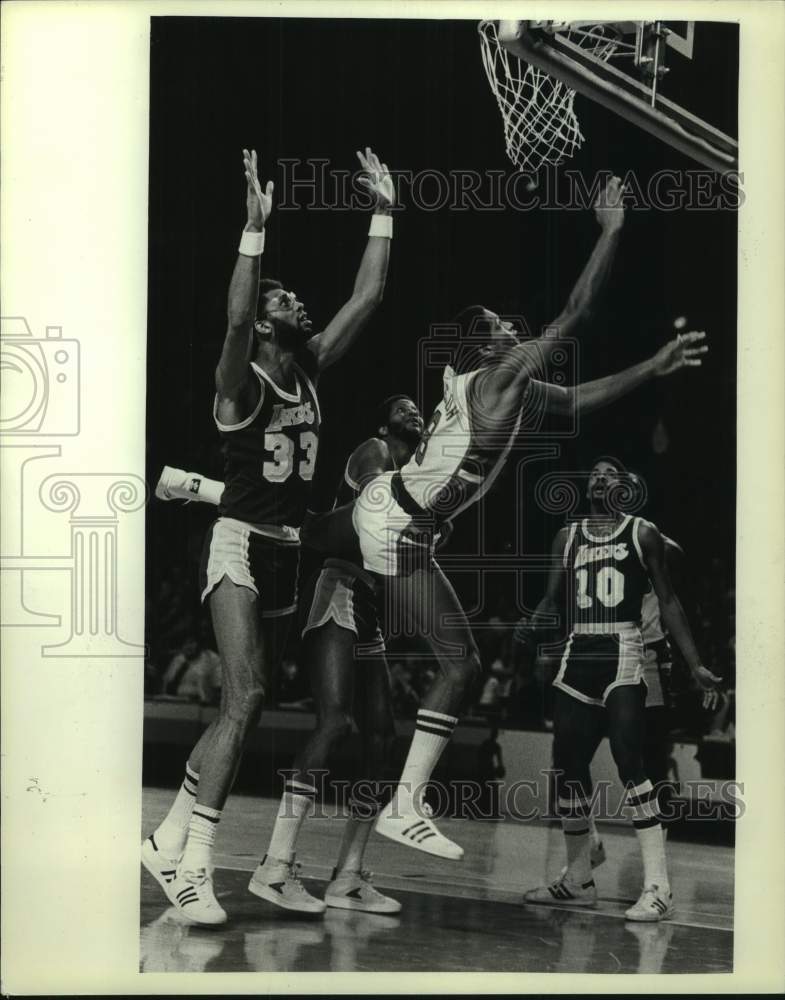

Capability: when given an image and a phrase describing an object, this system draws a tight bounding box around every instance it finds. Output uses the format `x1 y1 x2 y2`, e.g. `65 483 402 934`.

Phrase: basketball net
479 21 623 173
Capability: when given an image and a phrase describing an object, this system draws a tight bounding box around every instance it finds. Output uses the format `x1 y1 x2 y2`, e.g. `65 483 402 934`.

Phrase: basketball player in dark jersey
520 458 720 921
248 394 425 915
142 146 396 924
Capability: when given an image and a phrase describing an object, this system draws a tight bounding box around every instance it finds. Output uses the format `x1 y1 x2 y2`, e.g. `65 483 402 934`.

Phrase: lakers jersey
398 365 521 520
564 515 651 632
216 360 320 528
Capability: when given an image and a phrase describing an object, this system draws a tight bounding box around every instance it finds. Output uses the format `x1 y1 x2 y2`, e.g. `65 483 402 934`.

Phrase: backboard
480 20 738 174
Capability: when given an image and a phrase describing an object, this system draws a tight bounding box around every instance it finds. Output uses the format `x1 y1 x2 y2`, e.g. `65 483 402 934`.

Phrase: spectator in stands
162 625 222 705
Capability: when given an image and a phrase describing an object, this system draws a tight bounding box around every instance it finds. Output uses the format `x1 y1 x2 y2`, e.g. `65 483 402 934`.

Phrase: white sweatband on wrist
369 214 393 239
239 229 265 256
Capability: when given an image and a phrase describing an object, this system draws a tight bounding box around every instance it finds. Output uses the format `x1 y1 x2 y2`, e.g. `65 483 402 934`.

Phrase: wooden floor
140 787 734 974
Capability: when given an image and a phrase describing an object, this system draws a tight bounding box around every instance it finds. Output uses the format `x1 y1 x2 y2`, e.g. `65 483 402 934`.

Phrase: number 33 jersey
215 360 320 529
564 515 651 630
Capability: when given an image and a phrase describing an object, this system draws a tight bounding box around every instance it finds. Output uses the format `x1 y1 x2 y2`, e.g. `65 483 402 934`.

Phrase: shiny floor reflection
140 788 733 974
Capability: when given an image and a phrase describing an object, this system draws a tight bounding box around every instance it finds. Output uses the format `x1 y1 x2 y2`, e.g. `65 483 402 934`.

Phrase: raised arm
478 176 626 407
549 175 627 337
303 148 395 371
638 520 721 706
215 149 274 424
529 330 708 417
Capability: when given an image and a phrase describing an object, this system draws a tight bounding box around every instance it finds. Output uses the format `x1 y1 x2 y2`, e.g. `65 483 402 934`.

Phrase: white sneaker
374 799 463 861
325 868 402 914
155 466 208 503
625 884 674 922
141 834 180 895
524 874 598 908
248 855 326 914
167 866 228 926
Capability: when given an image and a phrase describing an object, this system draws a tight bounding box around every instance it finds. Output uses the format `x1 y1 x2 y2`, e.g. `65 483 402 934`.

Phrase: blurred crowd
145 556 735 743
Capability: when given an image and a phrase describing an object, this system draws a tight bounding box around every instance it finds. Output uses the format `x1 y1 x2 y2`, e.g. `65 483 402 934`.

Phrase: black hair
590 454 627 475
373 394 414 434
255 278 284 322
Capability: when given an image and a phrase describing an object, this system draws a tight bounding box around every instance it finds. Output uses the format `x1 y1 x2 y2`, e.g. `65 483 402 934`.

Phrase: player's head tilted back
451 304 524 374
586 455 629 513
374 394 424 448
253 277 314 352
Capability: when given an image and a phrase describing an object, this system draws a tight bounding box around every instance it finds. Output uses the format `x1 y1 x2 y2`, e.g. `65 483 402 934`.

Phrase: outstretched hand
243 148 274 229
356 147 395 211
594 175 627 232
653 330 709 377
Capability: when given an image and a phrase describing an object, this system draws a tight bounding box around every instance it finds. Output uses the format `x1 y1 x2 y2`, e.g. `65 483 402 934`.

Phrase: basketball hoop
479 20 629 173
479 20 738 175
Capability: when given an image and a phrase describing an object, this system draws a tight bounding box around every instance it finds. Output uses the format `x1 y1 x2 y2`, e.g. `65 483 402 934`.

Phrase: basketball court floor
140 788 733 974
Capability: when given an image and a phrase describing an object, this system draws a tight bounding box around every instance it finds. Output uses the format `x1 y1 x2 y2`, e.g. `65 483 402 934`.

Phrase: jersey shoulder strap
562 521 580 567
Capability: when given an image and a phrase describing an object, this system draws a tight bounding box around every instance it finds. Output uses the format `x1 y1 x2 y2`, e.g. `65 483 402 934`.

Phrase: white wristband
369 214 393 239
239 229 265 256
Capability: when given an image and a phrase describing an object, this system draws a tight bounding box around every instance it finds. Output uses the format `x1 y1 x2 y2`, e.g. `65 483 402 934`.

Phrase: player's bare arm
549 174 626 337
513 526 571 657
638 520 721 707
528 330 709 417
216 148 274 425
474 176 627 422
303 148 395 371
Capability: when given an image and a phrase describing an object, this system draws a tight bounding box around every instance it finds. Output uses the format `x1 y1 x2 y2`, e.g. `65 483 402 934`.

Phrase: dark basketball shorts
301 558 385 654
199 517 300 618
554 628 646 707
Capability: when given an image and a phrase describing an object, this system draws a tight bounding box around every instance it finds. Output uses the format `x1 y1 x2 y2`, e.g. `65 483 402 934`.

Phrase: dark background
146 18 737 678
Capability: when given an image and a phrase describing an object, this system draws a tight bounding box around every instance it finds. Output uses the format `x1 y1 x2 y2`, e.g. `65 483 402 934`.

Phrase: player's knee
224 685 265 726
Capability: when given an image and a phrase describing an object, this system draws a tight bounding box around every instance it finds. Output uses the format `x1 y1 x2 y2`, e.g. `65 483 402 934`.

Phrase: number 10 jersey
564 515 651 631
216 360 320 529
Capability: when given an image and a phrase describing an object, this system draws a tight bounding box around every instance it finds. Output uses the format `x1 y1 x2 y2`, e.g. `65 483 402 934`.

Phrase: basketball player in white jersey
520 458 720 921
142 146 396 925
298 176 637 861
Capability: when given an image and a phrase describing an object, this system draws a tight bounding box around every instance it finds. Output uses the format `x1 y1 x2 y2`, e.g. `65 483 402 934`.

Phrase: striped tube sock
395 709 458 811
180 804 221 873
558 792 592 884
153 762 199 858
266 780 317 863
334 796 382 875
626 780 669 889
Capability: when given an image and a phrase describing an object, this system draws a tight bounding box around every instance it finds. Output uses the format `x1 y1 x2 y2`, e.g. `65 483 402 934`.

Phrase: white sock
626 780 669 890
265 780 316 863
180 803 221 873
559 793 592 884
335 797 380 874
394 710 457 811
152 763 199 858
588 815 602 848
